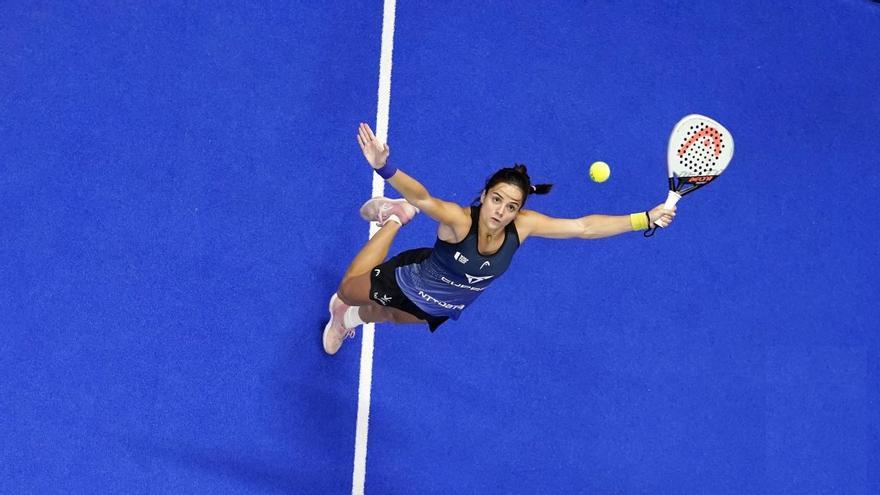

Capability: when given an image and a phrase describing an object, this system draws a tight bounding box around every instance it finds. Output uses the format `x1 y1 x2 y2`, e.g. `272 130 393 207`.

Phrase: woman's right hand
357 122 390 169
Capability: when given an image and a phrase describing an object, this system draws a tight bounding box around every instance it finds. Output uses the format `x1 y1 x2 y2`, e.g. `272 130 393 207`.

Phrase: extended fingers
364 123 377 140
358 123 371 143
359 122 377 142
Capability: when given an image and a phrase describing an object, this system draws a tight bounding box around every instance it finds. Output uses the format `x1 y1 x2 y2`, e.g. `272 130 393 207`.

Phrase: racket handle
663 190 682 209
654 191 681 228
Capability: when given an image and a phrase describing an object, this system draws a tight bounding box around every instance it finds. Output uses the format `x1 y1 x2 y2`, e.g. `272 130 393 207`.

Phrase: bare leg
337 222 401 305
359 302 427 325
343 221 401 279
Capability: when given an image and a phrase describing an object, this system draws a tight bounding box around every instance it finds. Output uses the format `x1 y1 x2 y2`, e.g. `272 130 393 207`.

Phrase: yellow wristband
630 212 649 231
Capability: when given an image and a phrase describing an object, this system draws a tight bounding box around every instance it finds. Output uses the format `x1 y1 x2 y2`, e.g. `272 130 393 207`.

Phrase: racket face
666 114 734 191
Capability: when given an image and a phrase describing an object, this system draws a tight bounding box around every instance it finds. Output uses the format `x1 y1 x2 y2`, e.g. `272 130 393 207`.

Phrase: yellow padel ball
589 161 610 183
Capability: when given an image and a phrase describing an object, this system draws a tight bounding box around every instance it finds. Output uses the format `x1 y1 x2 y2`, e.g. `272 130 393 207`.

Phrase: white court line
352 0 396 493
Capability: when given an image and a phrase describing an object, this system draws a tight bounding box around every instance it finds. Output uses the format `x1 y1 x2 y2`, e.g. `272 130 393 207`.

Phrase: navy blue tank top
395 205 521 319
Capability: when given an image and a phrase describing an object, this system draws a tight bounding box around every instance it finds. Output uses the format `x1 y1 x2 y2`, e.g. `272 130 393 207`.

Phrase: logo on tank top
480 261 491 270
373 291 392 305
465 273 494 284
454 251 469 264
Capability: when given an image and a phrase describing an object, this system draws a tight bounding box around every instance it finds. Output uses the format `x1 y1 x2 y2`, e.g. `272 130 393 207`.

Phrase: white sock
343 306 365 329
384 214 401 225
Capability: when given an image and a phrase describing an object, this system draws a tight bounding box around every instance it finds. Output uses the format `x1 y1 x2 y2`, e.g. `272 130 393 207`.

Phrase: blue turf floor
2 2 879 493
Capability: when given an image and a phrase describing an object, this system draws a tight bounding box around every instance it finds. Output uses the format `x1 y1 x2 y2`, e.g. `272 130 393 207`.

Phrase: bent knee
337 276 371 306
336 282 357 306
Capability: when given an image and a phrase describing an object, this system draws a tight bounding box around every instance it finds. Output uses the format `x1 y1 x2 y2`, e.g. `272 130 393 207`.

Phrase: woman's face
480 182 524 231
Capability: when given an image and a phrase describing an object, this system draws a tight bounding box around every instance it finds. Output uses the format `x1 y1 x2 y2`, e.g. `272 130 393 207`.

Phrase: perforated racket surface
660 114 734 212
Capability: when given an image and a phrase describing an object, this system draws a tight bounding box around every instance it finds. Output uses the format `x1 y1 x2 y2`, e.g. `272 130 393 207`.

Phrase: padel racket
653 114 734 230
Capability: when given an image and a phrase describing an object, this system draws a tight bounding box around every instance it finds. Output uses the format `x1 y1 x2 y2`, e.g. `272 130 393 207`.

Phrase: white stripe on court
352 0 396 493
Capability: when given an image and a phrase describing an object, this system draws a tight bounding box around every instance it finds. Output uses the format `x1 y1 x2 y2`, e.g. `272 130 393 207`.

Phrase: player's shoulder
514 208 547 226
513 208 544 241
437 203 474 242
441 199 472 218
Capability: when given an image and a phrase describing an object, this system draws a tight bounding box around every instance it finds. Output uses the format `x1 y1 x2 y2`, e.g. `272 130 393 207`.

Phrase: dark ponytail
474 163 553 206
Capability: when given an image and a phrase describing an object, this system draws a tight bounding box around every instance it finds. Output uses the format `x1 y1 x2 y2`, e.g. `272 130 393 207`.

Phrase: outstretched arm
516 205 676 241
357 122 469 228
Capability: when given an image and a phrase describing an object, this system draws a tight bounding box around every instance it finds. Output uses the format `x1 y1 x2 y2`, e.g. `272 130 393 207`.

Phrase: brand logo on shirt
480 261 491 270
373 268 381 277
417 291 466 311
454 251 469 264
465 273 494 284
441 276 486 292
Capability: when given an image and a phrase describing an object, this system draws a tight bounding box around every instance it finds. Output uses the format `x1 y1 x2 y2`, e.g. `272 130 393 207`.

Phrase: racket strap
643 212 657 237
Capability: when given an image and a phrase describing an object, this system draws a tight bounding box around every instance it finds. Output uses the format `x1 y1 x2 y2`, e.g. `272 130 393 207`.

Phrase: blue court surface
2 1 879 493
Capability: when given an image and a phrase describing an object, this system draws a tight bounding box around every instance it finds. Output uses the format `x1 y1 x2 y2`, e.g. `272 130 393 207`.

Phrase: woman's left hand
648 204 676 228
357 122 390 169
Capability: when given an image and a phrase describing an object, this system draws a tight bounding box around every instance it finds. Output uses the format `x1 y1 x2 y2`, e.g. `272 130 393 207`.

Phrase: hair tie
529 185 537 193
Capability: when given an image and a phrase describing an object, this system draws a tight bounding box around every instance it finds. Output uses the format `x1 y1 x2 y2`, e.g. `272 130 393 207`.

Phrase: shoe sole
359 197 418 223
322 294 341 355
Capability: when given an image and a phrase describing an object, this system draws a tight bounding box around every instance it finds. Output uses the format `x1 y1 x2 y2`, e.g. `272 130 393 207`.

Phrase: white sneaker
323 293 354 355
359 197 419 226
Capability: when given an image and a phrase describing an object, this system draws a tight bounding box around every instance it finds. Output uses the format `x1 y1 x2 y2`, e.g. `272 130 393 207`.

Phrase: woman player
323 123 675 355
